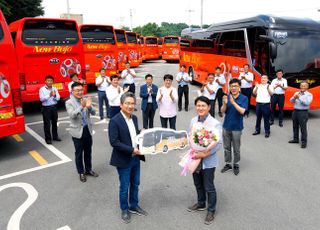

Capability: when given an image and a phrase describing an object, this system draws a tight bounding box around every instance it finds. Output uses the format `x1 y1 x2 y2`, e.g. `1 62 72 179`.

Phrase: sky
42 0 320 28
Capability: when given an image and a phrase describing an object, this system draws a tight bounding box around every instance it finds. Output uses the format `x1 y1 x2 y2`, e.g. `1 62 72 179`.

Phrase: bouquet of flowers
179 121 219 176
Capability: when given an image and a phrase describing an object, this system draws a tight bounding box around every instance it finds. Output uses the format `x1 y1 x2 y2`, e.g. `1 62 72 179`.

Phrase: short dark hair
120 92 136 104
70 73 78 79
243 64 250 68
194 96 210 106
163 74 173 81
145 74 153 79
71 82 83 90
276 69 283 74
229 78 241 86
215 66 221 70
207 72 215 77
100 68 106 72
110 75 119 81
181 64 186 68
45 75 54 81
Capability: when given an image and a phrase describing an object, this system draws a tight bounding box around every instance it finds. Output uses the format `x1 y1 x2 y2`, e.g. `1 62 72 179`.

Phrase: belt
273 94 284 95
42 105 56 108
257 102 270 105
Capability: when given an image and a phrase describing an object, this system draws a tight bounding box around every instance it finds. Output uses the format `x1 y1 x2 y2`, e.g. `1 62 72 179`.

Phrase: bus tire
163 145 168 153
189 67 195 85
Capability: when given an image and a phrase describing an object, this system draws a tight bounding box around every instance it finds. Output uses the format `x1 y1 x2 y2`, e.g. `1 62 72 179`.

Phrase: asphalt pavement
0 60 320 230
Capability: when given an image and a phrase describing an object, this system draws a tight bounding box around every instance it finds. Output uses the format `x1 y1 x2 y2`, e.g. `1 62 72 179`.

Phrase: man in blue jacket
108 92 147 224
140 74 158 129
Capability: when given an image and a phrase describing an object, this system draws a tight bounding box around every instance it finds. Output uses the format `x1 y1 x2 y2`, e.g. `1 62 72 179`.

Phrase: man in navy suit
140 74 158 129
108 92 147 224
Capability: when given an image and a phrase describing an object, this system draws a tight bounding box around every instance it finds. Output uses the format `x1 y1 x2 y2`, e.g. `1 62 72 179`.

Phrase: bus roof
10 17 78 28
206 15 320 31
80 24 114 29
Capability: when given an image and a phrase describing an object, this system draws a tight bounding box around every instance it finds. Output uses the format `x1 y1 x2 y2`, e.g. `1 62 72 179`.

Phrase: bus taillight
12 89 23 116
19 73 26 90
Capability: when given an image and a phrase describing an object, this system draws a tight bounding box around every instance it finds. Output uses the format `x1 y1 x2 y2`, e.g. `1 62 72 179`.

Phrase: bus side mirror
269 42 277 60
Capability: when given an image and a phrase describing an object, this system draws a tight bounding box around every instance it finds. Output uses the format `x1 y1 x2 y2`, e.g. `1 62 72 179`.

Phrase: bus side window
218 31 246 57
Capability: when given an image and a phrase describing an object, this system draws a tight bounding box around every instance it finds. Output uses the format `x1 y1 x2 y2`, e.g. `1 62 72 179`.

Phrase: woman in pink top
156 74 178 130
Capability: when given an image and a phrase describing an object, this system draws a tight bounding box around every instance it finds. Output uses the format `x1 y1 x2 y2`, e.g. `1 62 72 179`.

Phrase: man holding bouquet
187 96 222 225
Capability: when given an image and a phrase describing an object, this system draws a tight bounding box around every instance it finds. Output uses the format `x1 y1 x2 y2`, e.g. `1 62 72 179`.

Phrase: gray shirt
290 91 313 110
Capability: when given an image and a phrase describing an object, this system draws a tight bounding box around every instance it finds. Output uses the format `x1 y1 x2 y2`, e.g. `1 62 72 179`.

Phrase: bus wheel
189 67 195 84
163 145 168 153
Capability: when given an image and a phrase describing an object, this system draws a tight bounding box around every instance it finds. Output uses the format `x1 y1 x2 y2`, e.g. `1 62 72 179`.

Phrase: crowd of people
38 62 313 225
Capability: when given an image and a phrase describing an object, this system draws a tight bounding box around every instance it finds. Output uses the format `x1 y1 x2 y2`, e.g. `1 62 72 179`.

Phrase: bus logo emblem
49 58 60 64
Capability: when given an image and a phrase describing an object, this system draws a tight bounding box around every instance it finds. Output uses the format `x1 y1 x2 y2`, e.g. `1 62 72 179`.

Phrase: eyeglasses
123 102 135 106
73 89 84 92
230 85 240 88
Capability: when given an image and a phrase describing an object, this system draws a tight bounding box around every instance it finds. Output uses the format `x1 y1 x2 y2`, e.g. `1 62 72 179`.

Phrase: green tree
1 0 44 23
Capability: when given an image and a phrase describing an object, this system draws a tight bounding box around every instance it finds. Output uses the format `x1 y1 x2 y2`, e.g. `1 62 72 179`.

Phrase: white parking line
0 126 72 181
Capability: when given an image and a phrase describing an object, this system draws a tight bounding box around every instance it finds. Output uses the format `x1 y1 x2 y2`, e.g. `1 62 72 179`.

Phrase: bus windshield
81 26 115 44
146 38 157 44
115 31 126 43
127 33 137 43
164 37 179 44
22 20 79 46
271 29 320 74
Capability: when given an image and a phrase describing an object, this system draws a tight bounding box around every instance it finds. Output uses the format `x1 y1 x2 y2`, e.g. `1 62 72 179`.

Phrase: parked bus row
180 15 320 110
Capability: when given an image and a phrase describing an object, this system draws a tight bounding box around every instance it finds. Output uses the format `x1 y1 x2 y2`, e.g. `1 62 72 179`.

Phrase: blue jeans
116 156 141 211
97 90 109 119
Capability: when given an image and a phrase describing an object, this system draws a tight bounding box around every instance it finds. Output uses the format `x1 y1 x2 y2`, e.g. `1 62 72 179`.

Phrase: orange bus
139 35 145 62
143 36 159 61
0 10 25 138
9 18 86 102
80 24 117 84
114 29 127 71
162 36 180 62
125 31 140 67
180 15 320 110
157 37 163 58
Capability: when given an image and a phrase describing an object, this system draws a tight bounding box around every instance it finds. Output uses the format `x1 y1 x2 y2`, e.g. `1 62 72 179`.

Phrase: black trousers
41 105 58 141
72 126 93 174
124 83 135 95
270 94 285 124
160 116 176 130
209 100 215 117
292 110 309 144
142 103 156 129
215 88 224 113
241 88 252 115
178 85 189 110
255 103 271 134
192 167 216 213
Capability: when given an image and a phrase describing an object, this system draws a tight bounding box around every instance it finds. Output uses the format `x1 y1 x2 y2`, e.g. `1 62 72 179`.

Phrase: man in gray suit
65 82 99 182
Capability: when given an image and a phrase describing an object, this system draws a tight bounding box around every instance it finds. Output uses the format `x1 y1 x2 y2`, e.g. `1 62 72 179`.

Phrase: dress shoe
45 140 52 144
301 143 307 148
79 174 86 182
204 211 215 225
85 170 99 177
187 203 206 212
288 140 299 144
221 164 232 173
233 164 239 175
129 206 148 216
185 108 188 111
53 137 61 141
252 131 260 135
178 108 182 112
265 133 270 138
269 121 274 125
121 210 131 224
218 112 223 117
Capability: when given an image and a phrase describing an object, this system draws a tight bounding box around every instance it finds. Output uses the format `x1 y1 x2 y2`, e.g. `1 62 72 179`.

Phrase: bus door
0 10 24 138
10 18 86 102
80 25 117 84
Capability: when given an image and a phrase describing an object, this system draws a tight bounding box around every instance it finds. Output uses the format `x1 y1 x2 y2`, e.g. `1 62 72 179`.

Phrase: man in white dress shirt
200 73 219 117
238 64 254 116
95 68 110 119
176 65 192 111
270 69 287 127
252 75 273 138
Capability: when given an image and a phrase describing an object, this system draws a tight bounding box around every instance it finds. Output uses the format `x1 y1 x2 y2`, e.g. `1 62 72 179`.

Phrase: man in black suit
108 92 147 224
